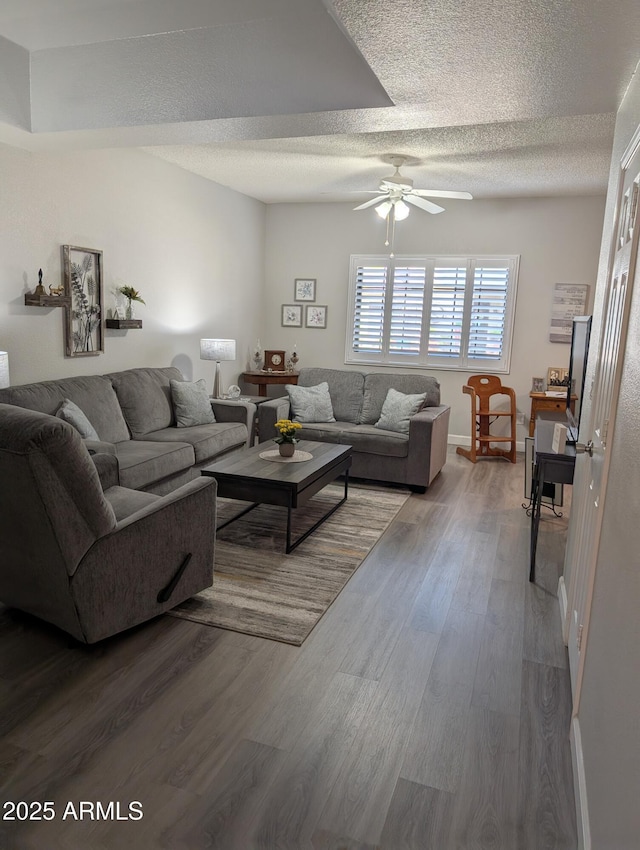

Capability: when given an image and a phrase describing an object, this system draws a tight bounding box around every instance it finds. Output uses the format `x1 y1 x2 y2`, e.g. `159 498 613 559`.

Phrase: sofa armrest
91 452 120 490
406 404 451 487
210 399 256 446
257 397 291 442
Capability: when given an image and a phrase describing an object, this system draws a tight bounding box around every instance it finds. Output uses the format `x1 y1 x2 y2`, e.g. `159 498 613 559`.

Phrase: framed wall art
62 245 104 357
305 304 327 329
549 283 589 343
294 278 316 301
281 304 303 327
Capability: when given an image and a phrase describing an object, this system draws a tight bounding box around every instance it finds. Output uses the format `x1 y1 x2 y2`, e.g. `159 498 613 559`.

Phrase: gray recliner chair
0 403 217 643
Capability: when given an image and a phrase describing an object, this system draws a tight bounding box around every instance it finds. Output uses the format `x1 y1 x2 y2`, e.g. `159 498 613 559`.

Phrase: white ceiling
1 0 639 203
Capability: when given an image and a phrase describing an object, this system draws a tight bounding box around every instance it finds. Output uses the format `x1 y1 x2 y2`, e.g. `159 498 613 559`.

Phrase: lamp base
212 360 224 399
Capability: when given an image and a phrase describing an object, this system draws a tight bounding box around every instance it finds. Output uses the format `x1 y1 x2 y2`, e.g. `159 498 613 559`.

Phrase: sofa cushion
0 374 130 443
298 368 364 424
56 399 100 441
296 421 409 457
170 379 216 427
375 388 427 434
287 382 336 423
108 367 183 438
114 439 195 490
142 422 247 464
360 373 440 424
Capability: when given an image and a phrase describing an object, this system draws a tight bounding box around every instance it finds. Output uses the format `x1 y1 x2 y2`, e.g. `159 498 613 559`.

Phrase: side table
529 392 576 437
219 394 271 444
242 371 298 397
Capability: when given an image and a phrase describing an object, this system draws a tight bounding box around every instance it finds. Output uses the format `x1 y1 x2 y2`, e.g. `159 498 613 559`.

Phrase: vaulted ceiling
1 0 639 202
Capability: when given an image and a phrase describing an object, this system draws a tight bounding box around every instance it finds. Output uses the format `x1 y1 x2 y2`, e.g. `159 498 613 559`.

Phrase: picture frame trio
282 278 327 328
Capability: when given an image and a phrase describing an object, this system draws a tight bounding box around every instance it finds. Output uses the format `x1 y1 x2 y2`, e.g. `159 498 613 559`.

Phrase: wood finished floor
0 448 577 850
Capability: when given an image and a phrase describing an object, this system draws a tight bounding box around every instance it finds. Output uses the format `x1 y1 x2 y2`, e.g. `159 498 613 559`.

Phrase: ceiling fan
353 155 473 220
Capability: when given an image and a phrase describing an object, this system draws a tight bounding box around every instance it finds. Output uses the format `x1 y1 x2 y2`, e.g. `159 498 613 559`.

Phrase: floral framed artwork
294 278 316 301
305 304 327 329
282 304 303 327
62 245 104 357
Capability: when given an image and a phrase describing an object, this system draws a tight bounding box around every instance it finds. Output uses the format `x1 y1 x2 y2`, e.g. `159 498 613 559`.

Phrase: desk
242 371 298 397
528 393 576 436
529 415 576 582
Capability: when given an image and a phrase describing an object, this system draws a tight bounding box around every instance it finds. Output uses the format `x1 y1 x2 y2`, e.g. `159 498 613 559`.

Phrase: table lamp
200 339 236 398
0 351 9 389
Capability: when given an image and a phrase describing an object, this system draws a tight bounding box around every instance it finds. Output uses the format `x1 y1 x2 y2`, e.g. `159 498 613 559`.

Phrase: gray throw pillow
374 388 427 434
170 379 216 427
56 398 100 440
286 382 336 423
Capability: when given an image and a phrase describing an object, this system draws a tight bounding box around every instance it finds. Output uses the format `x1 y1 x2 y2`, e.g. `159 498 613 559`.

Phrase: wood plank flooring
0 448 577 849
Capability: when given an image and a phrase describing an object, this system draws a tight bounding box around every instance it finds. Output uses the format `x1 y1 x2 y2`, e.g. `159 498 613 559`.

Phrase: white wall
264 196 605 439
0 143 265 390
573 64 640 848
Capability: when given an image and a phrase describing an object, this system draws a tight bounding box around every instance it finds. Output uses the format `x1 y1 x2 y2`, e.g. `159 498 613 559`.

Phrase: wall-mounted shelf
106 319 143 329
24 292 71 307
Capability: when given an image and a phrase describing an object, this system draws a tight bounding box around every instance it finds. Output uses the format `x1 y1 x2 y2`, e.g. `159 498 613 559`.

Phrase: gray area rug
170 484 410 645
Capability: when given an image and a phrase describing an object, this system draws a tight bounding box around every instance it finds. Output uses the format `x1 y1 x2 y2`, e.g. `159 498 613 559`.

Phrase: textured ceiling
1 0 639 202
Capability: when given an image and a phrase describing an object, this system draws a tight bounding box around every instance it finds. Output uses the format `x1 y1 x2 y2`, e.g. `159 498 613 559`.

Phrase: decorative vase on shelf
252 339 263 371
125 301 133 320
279 442 296 458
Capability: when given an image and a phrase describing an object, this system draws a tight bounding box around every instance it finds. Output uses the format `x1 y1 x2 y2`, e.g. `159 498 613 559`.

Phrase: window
345 254 519 373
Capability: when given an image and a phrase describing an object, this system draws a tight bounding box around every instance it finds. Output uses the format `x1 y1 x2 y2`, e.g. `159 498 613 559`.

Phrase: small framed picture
547 366 569 387
281 304 302 327
531 377 545 393
305 304 327 329
294 278 316 301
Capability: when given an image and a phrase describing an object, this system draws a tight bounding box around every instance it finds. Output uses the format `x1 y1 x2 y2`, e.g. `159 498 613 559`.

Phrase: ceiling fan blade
412 189 473 200
405 195 445 214
353 195 388 211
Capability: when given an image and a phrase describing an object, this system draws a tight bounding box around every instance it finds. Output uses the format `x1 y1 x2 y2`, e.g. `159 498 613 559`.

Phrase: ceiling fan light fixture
394 199 410 220
375 200 392 219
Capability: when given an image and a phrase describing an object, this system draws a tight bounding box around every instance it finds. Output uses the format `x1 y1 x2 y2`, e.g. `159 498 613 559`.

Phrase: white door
565 126 640 705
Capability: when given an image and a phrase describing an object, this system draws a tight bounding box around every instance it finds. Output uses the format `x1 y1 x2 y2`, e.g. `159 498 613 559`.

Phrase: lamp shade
0 351 9 389
200 339 236 362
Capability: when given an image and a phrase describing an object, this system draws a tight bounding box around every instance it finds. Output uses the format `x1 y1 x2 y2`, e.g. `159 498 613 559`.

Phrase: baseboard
570 717 591 850
448 435 527 453
558 576 569 645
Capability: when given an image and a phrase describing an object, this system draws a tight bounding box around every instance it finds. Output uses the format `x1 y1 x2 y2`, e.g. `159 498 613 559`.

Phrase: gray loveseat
0 366 253 495
258 367 450 491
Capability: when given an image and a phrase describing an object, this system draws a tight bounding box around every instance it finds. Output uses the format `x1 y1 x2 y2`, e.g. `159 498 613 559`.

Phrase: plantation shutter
428 266 467 357
468 266 510 360
389 266 426 355
352 264 387 353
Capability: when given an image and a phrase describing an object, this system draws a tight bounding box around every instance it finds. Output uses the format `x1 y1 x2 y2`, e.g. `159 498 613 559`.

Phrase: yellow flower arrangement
274 418 302 444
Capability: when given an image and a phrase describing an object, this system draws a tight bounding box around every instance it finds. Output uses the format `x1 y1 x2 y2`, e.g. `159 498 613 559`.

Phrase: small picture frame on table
281 304 302 327
547 367 569 387
531 377 545 393
294 278 316 301
305 305 327 329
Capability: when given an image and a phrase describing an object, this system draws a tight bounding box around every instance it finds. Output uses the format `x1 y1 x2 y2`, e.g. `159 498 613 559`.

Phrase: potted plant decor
118 285 146 319
274 418 302 457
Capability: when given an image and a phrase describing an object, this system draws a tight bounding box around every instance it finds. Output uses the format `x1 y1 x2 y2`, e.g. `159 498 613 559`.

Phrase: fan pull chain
389 205 396 258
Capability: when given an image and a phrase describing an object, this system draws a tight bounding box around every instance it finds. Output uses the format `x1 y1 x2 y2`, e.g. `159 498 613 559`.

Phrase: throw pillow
374 388 427 434
170 379 216 427
56 398 100 440
286 382 336 423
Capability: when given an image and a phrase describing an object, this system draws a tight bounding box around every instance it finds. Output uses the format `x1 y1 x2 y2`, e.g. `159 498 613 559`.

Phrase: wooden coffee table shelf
201 440 352 553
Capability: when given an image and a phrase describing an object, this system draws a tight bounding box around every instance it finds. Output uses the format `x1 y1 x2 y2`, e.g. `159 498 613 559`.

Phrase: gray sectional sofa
258 367 450 491
0 366 253 495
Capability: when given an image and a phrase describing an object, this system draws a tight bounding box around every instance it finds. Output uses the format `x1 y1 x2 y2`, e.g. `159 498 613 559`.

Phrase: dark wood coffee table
201 440 352 553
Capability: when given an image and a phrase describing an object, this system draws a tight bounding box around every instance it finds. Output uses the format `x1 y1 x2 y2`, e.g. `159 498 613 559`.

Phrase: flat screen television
566 315 592 443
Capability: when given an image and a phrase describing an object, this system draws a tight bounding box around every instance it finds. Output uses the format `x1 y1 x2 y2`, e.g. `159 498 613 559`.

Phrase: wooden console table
529 392 576 436
242 371 298 397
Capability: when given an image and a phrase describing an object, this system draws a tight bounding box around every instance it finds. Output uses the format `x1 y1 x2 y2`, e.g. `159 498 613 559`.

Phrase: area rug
169 484 410 645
